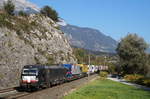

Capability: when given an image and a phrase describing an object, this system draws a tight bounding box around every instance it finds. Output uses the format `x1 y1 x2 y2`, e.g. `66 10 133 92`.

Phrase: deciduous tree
116 34 149 75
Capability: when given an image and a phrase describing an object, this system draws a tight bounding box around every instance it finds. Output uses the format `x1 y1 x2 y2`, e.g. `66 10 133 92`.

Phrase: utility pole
104 56 106 66
88 54 90 80
89 54 90 66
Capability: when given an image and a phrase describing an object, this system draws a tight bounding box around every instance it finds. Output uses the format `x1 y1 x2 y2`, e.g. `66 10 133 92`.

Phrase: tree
40 6 59 22
18 10 27 17
116 34 148 75
73 48 88 64
3 0 15 15
145 54 150 77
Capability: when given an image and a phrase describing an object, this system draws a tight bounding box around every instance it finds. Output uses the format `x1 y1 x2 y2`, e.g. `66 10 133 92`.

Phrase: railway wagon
62 64 73 80
76 64 88 77
62 64 84 80
88 65 94 74
20 65 67 90
88 65 99 74
71 64 82 79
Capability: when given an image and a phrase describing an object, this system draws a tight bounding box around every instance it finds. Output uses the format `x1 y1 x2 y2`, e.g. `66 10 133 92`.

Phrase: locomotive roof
23 65 66 69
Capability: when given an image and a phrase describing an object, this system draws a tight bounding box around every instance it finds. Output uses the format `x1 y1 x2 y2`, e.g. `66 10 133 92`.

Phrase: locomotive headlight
22 76 25 80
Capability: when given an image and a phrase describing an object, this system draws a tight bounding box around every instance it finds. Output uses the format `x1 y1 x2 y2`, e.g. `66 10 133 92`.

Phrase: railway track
0 74 98 99
18 74 98 99
0 88 16 94
2 92 30 99
0 87 30 99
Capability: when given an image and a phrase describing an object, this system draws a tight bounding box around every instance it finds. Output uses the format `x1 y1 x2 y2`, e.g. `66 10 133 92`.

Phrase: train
20 64 103 91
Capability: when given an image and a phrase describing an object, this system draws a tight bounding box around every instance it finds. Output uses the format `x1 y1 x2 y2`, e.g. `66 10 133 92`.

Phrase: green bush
0 13 13 28
143 79 150 87
124 74 150 87
40 5 59 22
0 73 4 79
124 74 144 82
137 78 150 87
18 10 27 17
3 0 15 15
100 71 108 78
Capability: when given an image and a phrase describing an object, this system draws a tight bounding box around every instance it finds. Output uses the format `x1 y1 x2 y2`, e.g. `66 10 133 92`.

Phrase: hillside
0 0 39 14
61 24 118 53
0 14 76 89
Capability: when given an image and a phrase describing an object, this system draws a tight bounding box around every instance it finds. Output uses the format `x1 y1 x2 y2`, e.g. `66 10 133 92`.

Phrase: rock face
0 14 76 89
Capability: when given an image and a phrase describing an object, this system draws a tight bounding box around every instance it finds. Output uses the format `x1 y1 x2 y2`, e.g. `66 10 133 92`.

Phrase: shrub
40 5 59 22
0 73 4 79
100 71 108 78
0 13 13 28
124 74 150 87
136 78 150 87
18 10 27 17
3 0 15 15
124 74 144 82
143 79 150 87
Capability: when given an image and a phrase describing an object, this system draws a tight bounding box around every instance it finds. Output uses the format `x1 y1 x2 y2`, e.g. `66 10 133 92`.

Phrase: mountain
0 0 40 14
57 18 68 26
146 47 150 53
61 24 118 53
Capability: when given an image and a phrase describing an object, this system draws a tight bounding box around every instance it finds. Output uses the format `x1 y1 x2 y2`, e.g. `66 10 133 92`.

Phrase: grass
64 78 150 99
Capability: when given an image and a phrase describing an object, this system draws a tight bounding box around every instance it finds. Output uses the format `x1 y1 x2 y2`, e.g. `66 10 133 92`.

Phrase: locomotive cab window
22 69 38 75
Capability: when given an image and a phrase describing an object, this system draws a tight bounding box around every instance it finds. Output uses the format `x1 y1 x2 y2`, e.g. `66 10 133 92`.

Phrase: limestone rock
0 14 77 89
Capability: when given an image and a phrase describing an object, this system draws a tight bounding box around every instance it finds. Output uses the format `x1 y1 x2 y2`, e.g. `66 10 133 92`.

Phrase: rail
0 87 16 93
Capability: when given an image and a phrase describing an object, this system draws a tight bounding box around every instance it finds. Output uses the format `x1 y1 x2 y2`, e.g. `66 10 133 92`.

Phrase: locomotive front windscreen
22 69 38 75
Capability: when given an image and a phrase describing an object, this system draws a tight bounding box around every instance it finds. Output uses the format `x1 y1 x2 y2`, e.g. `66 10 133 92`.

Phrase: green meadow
64 78 150 99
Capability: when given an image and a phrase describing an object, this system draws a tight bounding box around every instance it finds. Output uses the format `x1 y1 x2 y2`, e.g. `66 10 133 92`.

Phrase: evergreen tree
40 6 59 22
3 0 15 15
18 10 27 17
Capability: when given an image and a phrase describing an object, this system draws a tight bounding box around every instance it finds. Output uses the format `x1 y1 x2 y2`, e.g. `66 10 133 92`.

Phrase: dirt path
19 74 98 99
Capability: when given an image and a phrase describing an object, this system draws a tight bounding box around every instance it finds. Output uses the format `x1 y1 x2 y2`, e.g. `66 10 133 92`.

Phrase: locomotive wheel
36 85 41 90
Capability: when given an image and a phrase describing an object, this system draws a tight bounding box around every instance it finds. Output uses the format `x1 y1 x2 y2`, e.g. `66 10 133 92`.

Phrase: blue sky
29 0 150 44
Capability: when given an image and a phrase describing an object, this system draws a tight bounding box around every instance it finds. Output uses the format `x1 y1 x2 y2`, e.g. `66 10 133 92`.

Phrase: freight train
20 64 101 91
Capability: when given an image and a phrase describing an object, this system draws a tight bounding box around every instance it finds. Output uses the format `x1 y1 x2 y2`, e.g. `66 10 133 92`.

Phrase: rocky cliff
0 14 76 89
